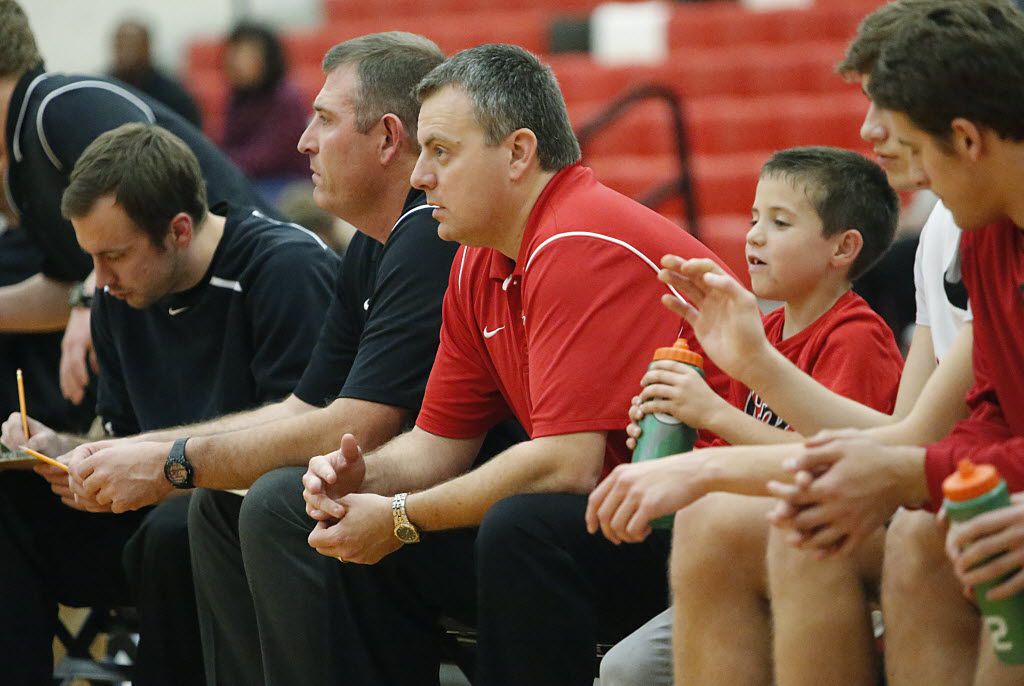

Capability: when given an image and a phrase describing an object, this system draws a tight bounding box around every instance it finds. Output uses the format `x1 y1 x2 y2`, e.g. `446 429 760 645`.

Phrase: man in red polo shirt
300 44 729 686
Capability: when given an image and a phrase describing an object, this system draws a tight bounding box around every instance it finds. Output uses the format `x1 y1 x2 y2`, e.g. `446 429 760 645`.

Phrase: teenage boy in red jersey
763 2 1024 684
589 146 904 685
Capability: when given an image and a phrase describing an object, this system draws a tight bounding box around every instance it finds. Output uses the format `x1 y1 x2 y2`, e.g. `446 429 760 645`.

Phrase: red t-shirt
719 291 903 440
924 219 1024 506
416 164 733 475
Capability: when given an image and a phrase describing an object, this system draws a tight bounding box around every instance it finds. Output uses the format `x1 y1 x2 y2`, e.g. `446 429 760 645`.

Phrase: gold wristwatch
392 492 421 544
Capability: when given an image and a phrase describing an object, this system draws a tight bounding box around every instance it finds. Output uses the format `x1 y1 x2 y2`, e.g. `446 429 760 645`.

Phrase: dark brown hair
761 146 899 281
62 123 208 246
867 0 1024 143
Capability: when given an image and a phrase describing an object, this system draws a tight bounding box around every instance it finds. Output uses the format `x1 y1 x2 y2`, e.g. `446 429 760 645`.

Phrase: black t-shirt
0 228 94 433
294 189 457 411
92 207 339 435
3 67 276 283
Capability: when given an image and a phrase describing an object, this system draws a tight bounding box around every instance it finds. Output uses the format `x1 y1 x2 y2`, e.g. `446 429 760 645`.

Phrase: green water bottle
943 459 1024 664
632 338 703 529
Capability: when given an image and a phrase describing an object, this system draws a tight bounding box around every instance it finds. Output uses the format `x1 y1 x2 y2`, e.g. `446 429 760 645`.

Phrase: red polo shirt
924 218 1024 506
416 164 731 475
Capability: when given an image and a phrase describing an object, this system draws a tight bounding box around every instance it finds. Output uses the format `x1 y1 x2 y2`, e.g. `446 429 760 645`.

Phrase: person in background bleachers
109 19 202 128
221 21 309 201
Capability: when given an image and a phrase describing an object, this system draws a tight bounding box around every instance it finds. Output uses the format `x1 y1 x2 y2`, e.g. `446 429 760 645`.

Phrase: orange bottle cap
652 339 703 368
942 459 1001 501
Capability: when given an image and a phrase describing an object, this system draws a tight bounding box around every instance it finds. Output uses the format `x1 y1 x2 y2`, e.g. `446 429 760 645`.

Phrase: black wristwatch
164 437 195 489
68 281 94 309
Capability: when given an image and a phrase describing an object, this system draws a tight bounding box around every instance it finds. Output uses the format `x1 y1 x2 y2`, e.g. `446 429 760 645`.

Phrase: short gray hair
415 44 581 172
322 32 444 147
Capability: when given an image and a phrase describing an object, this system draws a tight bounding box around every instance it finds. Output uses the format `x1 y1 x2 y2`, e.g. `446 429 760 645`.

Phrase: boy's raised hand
658 255 770 385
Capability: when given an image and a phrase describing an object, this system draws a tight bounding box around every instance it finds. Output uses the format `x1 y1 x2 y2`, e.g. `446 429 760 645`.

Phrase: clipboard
0 445 36 471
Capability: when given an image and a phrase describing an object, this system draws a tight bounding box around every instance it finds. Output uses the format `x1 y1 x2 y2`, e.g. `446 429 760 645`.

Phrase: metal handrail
576 83 699 239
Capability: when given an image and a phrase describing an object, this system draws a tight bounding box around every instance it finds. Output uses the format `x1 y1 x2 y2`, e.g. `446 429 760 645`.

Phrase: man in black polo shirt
40 33 524 685
0 0 273 407
0 123 337 686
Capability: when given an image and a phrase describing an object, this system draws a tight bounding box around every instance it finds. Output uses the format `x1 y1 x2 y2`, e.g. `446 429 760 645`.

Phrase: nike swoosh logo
168 306 190 316
483 326 505 339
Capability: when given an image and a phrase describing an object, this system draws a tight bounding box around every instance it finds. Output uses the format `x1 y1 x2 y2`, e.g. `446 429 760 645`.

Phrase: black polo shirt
3 66 275 283
92 206 339 435
294 189 456 412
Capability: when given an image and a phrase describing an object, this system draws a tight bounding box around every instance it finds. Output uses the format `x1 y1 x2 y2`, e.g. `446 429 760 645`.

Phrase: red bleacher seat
585 151 763 217
572 90 868 159
667 2 878 49
324 0 607 21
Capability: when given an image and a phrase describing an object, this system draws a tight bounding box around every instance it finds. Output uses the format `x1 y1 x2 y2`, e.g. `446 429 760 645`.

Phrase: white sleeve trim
210 276 243 292
35 80 156 171
523 230 690 304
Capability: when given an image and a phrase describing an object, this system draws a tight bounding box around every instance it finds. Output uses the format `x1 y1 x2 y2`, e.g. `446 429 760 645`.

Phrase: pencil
19 446 69 472
16 368 29 439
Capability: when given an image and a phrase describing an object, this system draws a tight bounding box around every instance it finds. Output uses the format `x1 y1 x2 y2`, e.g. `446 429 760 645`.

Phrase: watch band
164 437 195 489
392 492 420 544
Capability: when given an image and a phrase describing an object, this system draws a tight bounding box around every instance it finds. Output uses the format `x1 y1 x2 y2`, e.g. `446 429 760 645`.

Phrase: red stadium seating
185 0 887 279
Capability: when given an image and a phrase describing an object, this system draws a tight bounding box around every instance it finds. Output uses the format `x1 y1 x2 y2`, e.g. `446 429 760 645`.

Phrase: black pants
122 494 206 686
0 472 204 686
190 467 672 686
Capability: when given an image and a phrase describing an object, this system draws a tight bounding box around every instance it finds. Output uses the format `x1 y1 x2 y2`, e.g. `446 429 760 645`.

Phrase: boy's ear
831 229 863 273
950 117 985 161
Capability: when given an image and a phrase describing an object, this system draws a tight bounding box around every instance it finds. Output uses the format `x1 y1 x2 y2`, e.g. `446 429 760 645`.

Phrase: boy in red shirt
625 147 903 450
589 146 903 684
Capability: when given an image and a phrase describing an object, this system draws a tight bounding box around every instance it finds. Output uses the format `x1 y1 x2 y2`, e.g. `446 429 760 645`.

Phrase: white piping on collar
390 202 436 240
250 209 329 251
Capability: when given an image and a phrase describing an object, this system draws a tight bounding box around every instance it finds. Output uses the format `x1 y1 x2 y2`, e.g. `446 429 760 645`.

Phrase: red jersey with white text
415 164 733 475
924 219 1024 506
725 290 903 436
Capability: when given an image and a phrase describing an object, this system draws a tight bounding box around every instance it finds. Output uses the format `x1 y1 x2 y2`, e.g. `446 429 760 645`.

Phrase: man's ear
831 228 863 272
950 117 985 161
168 212 194 248
508 128 539 181
379 113 406 165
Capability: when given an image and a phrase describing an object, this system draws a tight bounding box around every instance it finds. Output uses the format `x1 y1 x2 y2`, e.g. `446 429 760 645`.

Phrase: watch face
167 462 189 485
395 524 420 544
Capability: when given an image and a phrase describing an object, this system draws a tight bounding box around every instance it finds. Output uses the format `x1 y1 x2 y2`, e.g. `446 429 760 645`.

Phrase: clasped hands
302 433 400 565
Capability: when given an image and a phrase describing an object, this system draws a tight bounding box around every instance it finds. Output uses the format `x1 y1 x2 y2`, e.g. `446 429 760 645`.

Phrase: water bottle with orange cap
943 459 1024 663
632 338 703 528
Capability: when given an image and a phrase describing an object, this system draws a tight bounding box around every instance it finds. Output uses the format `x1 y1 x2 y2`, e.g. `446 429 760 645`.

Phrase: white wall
20 0 321 77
